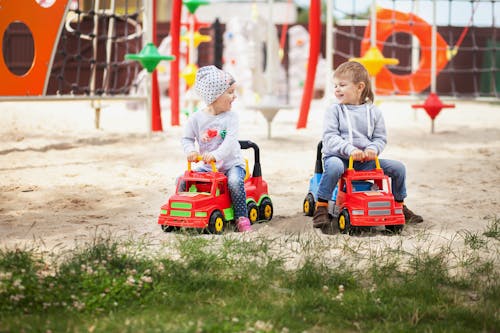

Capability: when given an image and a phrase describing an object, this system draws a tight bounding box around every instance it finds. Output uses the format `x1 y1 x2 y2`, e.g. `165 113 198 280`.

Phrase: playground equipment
169 0 212 126
360 8 449 95
168 0 297 136
0 0 67 95
350 47 399 78
125 43 175 131
411 93 455 133
222 0 295 139
352 3 399 91
1 1 496 133
126 43 175 73
181 0 211 117
301 0 497 130
0 0 163 132
296 0 321 129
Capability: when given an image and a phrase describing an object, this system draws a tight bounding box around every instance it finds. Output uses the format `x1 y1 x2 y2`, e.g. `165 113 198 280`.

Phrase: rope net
331 0 499 98
47 0 144 96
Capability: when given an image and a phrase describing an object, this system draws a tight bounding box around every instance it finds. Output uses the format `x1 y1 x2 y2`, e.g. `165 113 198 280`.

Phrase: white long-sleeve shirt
181 109 244 172
322 103 387 159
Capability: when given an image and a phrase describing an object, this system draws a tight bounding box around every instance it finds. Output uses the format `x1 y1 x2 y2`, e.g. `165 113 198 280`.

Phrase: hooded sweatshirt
322 103 387 159
181 109 244 173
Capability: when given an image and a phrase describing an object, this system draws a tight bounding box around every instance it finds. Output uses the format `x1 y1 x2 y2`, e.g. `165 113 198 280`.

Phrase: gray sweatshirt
181 109 244 172
322 103 387 159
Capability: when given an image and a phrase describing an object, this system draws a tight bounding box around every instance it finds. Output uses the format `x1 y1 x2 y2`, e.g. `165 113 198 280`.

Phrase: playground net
47 0 144 96
330 0 498 98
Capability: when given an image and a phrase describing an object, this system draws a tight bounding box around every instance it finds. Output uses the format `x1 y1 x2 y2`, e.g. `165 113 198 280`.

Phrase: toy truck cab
159 166 233 234
335 157 405 234
158 140 273 234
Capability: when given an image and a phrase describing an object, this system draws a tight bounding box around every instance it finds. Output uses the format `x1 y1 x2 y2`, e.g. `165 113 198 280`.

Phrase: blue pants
177 165 248 219
317 156 407 203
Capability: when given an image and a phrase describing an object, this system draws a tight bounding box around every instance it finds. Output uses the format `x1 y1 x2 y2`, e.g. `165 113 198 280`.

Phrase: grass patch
0 224 499 332
483 215 500 240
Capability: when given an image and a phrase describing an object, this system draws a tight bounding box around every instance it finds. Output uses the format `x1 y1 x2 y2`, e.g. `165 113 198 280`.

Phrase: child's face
211 83 237 113
333 75 365 105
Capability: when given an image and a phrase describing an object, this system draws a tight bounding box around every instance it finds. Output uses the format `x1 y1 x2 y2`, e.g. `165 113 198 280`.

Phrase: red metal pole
296 0 321 129
151 0 163 131
169 0 182 126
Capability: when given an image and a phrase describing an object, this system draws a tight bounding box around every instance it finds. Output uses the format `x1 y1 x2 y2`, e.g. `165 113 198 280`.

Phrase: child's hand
187 151 199 162
202 153 216 164
350 149 365 161
363 149 377 161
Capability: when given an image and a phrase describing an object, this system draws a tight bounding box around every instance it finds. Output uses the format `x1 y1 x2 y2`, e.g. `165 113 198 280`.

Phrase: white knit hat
194 65 235 105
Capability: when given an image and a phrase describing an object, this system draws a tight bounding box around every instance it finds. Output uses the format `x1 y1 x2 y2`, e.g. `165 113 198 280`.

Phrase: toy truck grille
368 209 391 216
368 201 390 207
367 201 391 216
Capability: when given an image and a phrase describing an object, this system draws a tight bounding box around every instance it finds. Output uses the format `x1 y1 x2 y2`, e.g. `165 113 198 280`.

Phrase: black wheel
338 209 352 235
208 210 225 235
303 193 315 216
161 225 177 233
247 201 259 224
259 197 273 221
386 225 404 234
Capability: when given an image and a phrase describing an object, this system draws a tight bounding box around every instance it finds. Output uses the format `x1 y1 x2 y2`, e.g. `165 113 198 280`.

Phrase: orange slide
0 0 68 96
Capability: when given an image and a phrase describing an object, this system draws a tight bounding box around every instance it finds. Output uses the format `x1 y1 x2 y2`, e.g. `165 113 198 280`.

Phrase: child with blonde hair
313 61 423 229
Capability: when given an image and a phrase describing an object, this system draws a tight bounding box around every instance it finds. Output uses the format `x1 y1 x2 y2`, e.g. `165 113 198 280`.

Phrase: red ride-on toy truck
158 140 273 234
333 156 405 234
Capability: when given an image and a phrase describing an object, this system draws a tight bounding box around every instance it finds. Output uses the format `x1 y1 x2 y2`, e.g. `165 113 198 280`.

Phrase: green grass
483 215 500 240
0 220 499 333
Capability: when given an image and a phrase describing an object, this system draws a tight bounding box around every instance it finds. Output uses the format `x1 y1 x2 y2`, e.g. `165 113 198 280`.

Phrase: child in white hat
181 65 251 232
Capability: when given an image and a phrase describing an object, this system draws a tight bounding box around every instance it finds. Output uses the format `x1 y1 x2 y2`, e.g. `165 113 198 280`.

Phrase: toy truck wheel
208 210 226 235
338 210 352 235
259 198 273 221
303 193 315 216
386 225 404 234
247 201 259 224
161 225 178 233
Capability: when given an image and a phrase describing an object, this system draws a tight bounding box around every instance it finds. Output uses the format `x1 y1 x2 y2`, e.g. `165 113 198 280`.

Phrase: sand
1 97 499 265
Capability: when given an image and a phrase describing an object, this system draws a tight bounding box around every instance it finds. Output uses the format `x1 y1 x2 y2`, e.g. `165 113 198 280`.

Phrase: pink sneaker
237 217 252 232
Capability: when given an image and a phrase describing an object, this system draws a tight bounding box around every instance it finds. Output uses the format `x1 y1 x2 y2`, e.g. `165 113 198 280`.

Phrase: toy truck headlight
161 209 168 215
394 208 403 214
352 209 364 215
195 211 207 217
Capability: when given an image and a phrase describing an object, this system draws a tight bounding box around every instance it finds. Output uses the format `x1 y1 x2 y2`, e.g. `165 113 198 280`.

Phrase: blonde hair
334 61 374 104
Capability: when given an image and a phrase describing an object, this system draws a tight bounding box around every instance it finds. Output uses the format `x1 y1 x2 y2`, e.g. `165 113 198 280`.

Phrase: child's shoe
312 204 330 228
237 217 252 232
403 205 424 224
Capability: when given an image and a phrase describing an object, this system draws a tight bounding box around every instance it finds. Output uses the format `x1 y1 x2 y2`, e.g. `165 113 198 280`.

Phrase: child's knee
227 176 243 192
392 161 406 177
324 157 345 177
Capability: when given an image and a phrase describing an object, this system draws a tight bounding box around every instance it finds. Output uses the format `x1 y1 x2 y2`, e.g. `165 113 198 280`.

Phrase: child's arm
365 106 387 155
181 116 199 160
322 105 357 158
210 112 240 162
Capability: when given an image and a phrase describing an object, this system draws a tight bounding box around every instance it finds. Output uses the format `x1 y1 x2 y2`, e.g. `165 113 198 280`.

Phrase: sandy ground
1 97 499 263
